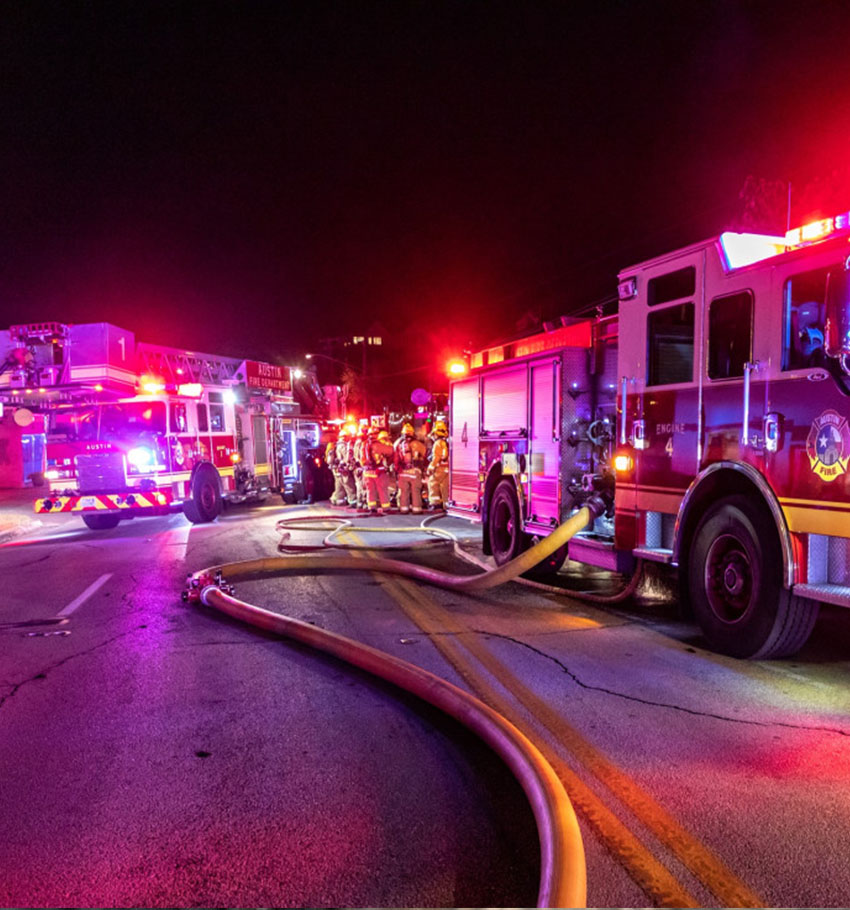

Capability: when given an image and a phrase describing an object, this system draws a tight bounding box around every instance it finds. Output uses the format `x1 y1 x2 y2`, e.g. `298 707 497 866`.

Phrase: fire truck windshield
826 261 850 372
49 402 167 442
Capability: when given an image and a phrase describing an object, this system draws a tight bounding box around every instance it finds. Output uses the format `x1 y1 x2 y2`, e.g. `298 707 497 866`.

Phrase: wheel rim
492 497 515 558
200 480 216 513
704 533 755 623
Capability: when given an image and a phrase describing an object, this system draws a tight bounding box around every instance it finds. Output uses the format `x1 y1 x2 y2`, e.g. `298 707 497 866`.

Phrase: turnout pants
331 469 347 505
354 469 366 507
397 467 423 513
428 466 449 508
340 469 356 505
363 468 391 511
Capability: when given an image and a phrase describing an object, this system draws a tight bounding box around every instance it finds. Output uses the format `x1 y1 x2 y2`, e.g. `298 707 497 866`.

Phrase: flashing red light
447 359 468 377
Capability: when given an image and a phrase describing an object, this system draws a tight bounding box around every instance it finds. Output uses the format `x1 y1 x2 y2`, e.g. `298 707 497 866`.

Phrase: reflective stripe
35 491 174 513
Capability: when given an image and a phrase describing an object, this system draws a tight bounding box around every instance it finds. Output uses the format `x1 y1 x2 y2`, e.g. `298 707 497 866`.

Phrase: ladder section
136 343 244 386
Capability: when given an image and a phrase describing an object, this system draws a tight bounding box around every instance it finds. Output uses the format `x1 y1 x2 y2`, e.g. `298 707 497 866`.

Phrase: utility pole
361 339 368 417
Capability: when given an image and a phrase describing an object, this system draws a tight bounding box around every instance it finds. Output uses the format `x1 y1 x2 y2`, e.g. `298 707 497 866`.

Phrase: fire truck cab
449 211 850 658
33 345 301 529
38 382 272 529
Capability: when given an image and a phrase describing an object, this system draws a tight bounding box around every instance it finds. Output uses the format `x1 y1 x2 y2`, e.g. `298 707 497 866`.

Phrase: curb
0 518 43 544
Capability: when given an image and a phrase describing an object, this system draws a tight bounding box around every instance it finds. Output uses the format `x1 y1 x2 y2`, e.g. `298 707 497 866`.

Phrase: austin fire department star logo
806 409 850 482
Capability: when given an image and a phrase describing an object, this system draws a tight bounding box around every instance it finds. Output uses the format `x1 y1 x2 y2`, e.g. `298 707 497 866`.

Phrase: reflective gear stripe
35 491 174 513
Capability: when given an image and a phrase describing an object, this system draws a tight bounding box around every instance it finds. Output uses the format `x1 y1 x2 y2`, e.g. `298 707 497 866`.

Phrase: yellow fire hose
199 505 596 594
186 503 613 907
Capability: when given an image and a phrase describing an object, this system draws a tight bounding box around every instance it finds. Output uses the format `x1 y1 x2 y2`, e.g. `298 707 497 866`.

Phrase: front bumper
35 490 174 514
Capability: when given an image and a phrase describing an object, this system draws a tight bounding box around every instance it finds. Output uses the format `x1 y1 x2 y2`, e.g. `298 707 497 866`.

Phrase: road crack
414 628 850 737
0 623 148 710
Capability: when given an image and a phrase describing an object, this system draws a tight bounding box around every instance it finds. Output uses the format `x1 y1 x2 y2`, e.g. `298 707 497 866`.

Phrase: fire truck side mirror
825 260 850 359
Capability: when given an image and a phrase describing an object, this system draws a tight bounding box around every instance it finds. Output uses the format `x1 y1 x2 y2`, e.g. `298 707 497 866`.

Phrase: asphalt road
0 505 538 908
3 499 850 908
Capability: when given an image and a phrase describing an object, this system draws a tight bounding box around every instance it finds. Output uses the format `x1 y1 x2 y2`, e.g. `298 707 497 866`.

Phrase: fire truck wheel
82 513 122 531
688 495 819 659
489 480 526 565
183 465 223 524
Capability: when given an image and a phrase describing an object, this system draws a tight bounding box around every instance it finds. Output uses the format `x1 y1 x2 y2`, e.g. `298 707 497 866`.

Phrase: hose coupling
182 570 235 604
583 491 610 521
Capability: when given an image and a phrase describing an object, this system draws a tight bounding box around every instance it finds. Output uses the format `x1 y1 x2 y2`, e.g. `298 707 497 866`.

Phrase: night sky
3 1 850 365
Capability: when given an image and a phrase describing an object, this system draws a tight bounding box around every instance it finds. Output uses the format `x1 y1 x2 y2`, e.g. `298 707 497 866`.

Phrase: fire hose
184 497 623 906
273 503 644 604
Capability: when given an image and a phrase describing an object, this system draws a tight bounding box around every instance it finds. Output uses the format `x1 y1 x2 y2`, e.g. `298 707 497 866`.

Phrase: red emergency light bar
719 206 850 270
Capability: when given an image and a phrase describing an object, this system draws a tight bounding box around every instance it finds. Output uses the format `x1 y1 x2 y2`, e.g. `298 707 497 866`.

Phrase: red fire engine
448 211 850 658
34 341 302 529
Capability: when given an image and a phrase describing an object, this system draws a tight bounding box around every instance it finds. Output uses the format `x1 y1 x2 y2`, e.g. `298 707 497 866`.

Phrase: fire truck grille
75 452 127 493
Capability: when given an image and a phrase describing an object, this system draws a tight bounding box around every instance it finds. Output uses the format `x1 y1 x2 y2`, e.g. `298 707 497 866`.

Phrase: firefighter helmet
377 429 391 444
434 420 448 437
401 422 415 437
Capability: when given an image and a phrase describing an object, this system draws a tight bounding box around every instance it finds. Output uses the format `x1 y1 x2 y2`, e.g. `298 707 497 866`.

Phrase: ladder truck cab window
782 267 829 371
169 402 188 433
647 266 696 306
708 291 753 380
49 407 96 441
647 302 695 385
207 392 226 431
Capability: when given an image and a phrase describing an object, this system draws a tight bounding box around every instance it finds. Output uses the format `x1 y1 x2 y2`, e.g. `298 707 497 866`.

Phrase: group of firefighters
324 419 449 516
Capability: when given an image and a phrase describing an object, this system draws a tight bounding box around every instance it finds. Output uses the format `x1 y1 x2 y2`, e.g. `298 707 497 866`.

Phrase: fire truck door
528 359 560 525
701 289 763 474
269 418 296 489
634 259 702 520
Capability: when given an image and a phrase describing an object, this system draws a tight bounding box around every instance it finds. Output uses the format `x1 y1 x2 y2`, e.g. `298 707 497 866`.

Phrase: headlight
127 446 157 471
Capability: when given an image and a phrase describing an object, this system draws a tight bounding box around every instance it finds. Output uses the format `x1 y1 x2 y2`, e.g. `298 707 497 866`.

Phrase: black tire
82 513 121 531
488 480 526 565
687 495 819 658
182 464 223 524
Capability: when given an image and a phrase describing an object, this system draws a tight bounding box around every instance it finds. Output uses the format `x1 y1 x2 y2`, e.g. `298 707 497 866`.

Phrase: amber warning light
447 359 468 377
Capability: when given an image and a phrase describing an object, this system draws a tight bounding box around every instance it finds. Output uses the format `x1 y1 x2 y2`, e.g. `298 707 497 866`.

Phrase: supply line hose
189 576 588 907
196 502 602 595
273 501 643 604
184 496 626 906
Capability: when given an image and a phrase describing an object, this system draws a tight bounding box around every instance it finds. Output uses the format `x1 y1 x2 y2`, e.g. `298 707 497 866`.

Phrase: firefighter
326 431 346 506
394 422 427 514
427 419 449 510
337 423 358 506
352 423 369 510
362 426 394 515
